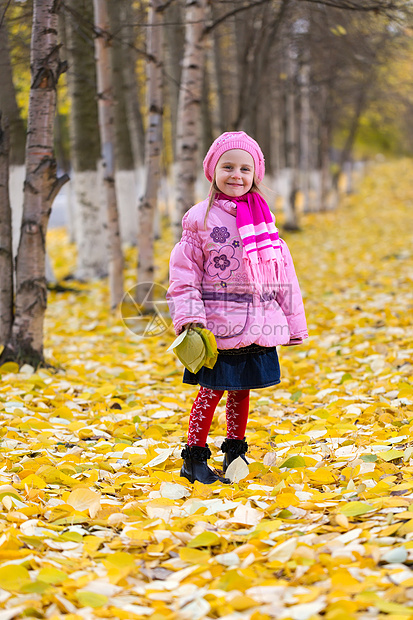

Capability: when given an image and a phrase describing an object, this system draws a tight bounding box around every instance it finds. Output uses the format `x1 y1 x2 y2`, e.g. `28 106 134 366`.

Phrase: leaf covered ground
0 160 413 620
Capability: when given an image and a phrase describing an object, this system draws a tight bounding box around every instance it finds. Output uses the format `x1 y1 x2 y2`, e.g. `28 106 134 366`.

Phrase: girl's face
215 149 255 197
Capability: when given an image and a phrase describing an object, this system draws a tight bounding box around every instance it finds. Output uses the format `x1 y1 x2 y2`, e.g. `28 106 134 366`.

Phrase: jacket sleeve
166 211 207 335
277 238 308 346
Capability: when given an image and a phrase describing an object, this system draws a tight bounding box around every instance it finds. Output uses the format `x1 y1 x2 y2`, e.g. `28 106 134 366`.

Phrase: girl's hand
181 322 205 333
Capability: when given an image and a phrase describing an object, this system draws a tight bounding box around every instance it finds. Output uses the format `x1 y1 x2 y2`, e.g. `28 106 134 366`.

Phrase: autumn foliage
0 161 412 618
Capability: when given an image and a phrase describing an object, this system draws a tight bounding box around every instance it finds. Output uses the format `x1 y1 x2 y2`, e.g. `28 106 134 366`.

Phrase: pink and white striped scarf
218 192 285 292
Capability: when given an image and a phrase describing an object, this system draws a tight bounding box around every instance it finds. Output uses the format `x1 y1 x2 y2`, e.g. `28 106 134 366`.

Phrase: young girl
167 132 308 484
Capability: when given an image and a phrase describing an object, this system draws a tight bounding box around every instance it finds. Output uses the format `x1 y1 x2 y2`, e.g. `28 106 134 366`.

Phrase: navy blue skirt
183 344 281 391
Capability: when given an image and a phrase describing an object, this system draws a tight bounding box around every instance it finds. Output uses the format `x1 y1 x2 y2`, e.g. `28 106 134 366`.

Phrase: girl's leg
187 386 224 446
221 389 250 473
225 389 250 439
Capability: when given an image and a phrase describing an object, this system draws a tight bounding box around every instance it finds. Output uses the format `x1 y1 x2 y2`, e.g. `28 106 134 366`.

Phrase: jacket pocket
202 290 252 339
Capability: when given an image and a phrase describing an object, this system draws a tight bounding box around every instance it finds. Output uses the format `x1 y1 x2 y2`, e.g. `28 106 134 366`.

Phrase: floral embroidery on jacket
210 226 230 244
206 245 240 281
232 239 241 248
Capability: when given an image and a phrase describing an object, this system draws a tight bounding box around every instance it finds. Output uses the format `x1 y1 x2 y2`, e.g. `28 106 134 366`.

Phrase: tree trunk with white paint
136 0 163 308
0 5 27 264
174 0 207 242
0 0 68 366
93 0 124 309
64 0 107 279
283 42 300 231
108 0 141 247
300 56 311 213
0 116 13 346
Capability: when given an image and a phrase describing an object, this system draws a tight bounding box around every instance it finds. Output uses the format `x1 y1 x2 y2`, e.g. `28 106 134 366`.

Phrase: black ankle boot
221 437 249 473
180 444 230 484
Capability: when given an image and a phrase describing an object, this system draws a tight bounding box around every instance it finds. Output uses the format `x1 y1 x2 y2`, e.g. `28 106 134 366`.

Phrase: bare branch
203 0 270 35
302 0 402 11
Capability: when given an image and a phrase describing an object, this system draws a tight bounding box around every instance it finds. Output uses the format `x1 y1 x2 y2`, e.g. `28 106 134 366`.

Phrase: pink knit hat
203 131 265 183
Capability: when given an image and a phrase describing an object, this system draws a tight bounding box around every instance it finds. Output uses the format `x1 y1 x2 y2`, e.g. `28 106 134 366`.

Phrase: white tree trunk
137 0 163 308
93 0 124 309
116 169 138 246
73 169 108 279
64 0 107 278
1 0 68 365
174 0 207 242
9 164 25 258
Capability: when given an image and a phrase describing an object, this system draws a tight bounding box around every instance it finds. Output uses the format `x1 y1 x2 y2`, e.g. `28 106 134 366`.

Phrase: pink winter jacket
166 197 308 350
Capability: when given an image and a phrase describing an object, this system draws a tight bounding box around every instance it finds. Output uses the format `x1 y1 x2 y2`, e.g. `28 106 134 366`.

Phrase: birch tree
108 0 138 247
136 0 163 308
0 10 26 166
93 0 124 309
0 0 68 366
174 0 207 241
119 0 145 171
283 35 300 230
64 0 107 280
0 116 13 346
0 5 28 264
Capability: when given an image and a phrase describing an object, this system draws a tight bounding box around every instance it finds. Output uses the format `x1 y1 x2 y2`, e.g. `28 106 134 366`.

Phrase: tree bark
119 0 145 169
93 0 124 309
108 0 143 246
210 2 238 133
0 8 26 166
163 0 184 159
283 42 300 231
63 0 108 279
0 0 69 366
174 0 207 242
318 84 333 211
0 115 13 346
136 0 163 308
107 1 134 173
300 54 311 212
333 84 368 189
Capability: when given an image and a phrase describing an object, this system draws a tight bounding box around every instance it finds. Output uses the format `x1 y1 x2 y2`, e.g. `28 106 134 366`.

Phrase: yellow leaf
179 547 210 564
275 492 299 508
187 531 221 547
76 591 108 608
22 474 47 489
0 565 30 591
378 448 404 461
307 468 336 484
340 501 374 517
37 567 68 585
103 552 136 569
230 595 259 611
67 488 101 517
215 569 251 592
331 568 363 593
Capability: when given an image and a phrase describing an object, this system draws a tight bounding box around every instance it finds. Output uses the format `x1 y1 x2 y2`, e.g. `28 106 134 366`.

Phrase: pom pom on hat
203 131 265 183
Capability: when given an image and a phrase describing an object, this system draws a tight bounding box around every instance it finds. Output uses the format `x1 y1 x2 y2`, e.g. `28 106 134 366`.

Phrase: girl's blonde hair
203 177 262 229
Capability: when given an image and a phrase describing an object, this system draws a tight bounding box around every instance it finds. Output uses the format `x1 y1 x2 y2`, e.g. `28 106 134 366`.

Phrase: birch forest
1 0 413 362
1 1 413 618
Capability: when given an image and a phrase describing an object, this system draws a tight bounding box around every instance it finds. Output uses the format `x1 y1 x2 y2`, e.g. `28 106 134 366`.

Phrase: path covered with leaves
0 160 413 620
